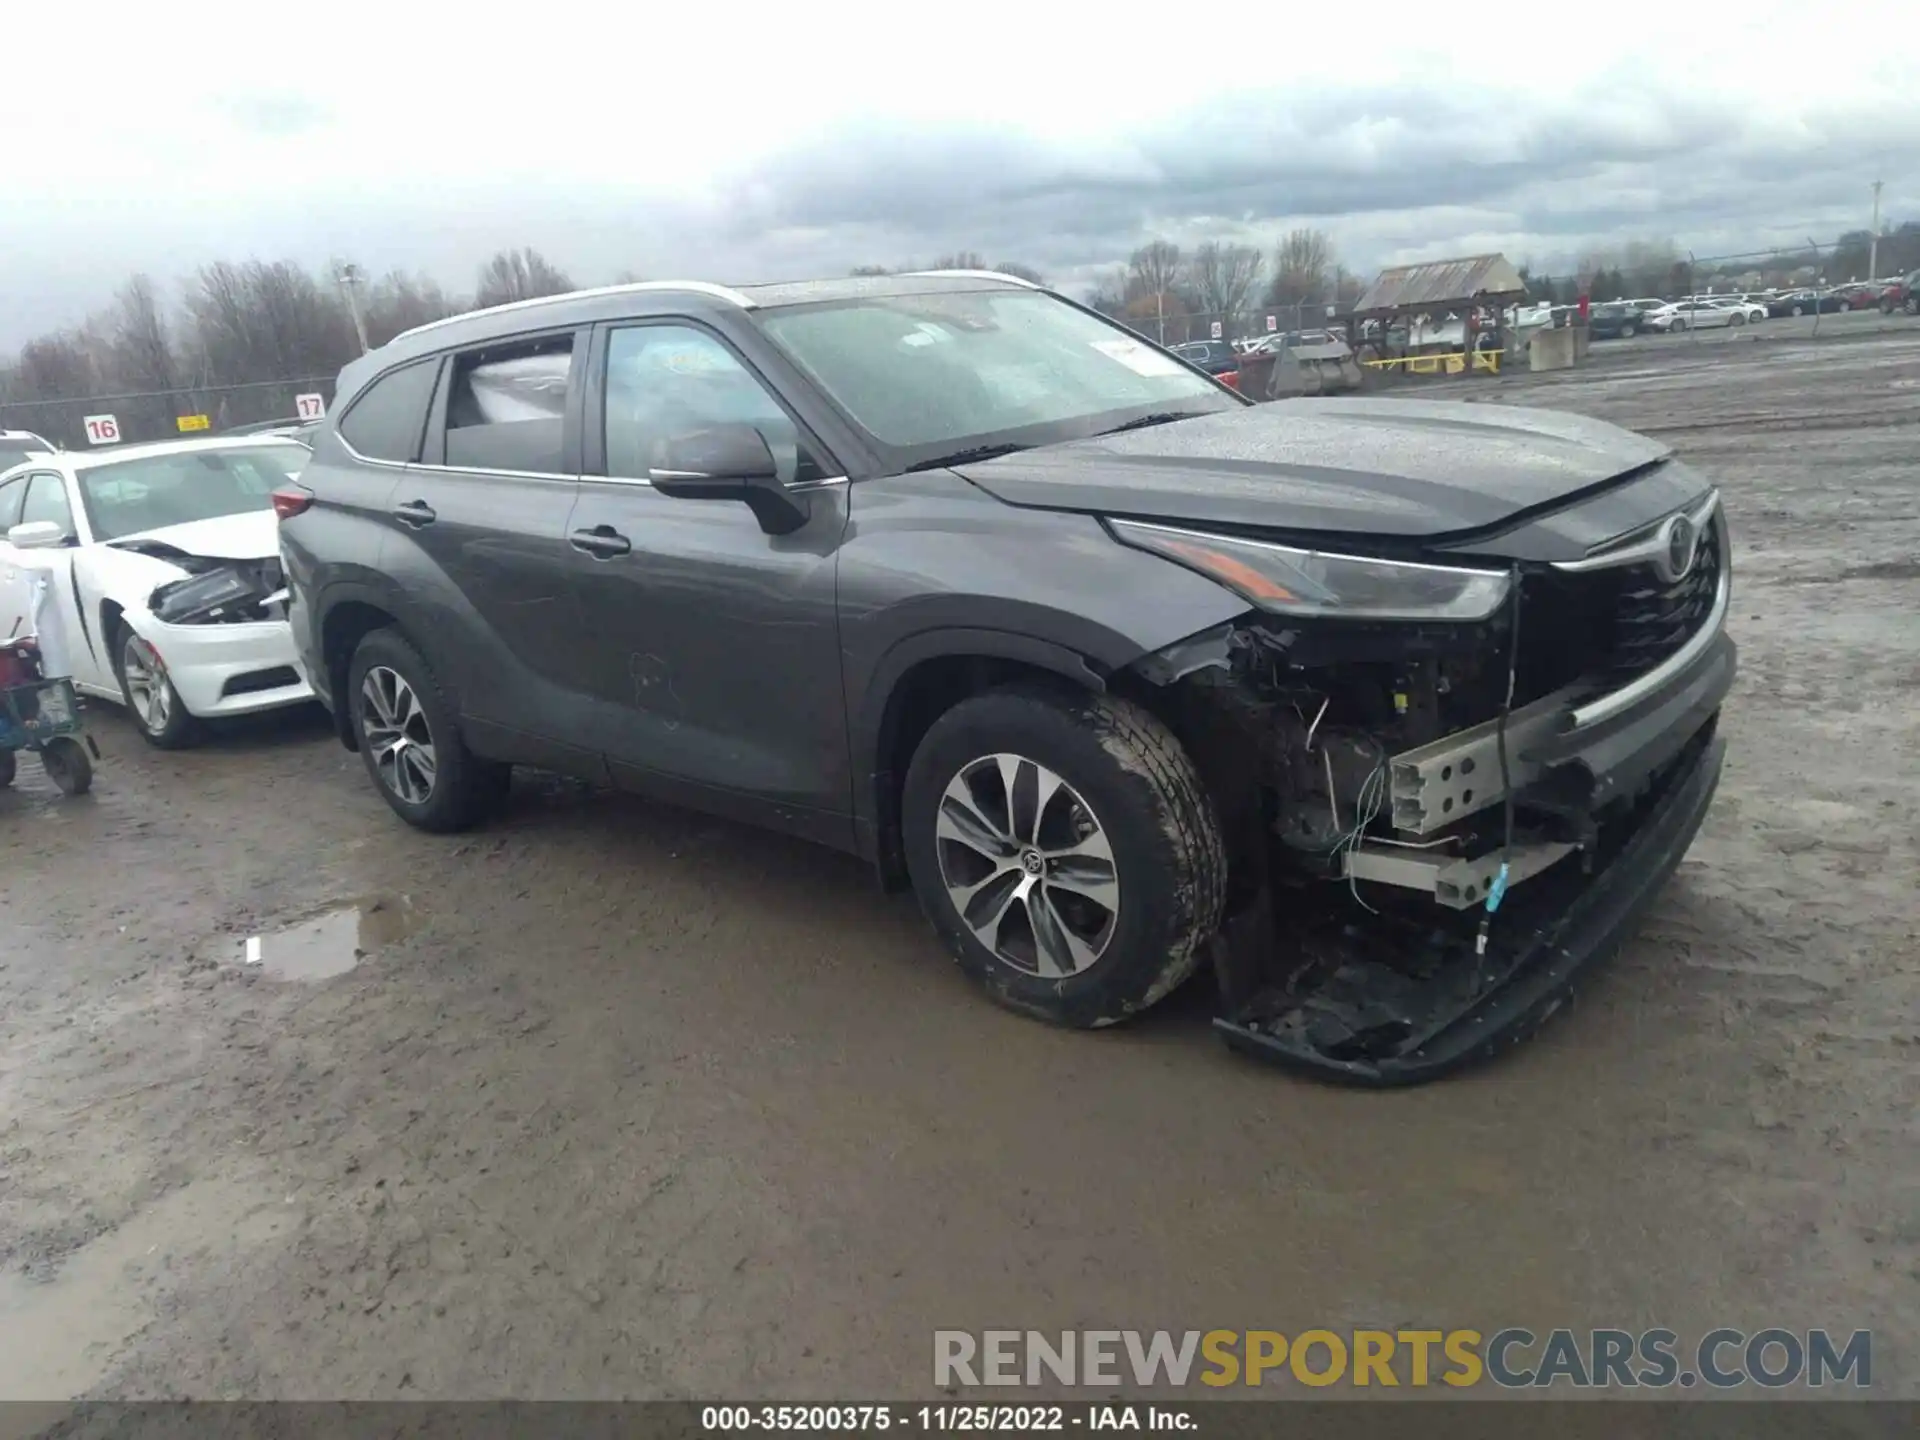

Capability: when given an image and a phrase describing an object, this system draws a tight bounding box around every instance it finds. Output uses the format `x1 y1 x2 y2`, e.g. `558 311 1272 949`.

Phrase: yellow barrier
1361 350 1505 375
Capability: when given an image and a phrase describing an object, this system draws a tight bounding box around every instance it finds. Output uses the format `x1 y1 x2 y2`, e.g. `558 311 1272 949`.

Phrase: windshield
756 289 1239 467
78 444 308 542
0 436 48 464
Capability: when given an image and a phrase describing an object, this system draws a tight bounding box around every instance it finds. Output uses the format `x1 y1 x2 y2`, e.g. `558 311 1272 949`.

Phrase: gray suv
278 271 1733 1083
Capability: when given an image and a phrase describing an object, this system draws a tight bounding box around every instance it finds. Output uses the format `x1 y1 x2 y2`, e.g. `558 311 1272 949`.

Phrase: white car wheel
118 628 200 749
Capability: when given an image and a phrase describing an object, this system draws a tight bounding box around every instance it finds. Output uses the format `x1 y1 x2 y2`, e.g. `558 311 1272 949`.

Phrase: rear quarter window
339 360 439 463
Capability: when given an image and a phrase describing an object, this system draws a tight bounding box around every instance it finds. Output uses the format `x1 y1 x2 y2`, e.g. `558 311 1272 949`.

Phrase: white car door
8 470 98 682
0 471 29 639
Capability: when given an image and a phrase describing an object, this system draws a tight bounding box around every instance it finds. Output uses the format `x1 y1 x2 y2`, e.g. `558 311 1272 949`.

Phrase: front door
562 320 852 844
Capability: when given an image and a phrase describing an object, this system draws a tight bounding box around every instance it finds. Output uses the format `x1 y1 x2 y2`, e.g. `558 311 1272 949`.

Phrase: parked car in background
1168 339 1243 389
0 430 57 467
1830 283 1881 311
0 436 315 747
1647 300 1738 332
1877 273 1918 315
1587 302 1646 339
279 271 1733 1080
1706 297 1766 324
1766 290 1842 317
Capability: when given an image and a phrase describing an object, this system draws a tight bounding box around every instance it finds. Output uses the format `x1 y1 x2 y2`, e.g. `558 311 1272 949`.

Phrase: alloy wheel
934 753 1119 979
360 665 437 806
121 635 172 735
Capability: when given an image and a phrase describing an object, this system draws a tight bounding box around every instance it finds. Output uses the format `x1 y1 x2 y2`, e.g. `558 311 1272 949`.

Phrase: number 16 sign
83 414 121 445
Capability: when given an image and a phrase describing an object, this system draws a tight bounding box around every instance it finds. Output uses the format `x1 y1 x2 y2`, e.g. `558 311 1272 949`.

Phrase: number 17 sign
294 393 327 420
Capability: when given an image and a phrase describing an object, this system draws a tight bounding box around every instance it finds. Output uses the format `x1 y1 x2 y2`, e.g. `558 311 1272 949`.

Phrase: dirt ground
2 326 1916 1402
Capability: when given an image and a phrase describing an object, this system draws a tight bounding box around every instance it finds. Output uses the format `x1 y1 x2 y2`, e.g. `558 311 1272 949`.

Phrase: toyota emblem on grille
1660 514 1698 582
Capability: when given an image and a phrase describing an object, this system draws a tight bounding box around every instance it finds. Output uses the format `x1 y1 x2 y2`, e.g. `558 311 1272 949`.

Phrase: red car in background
1830 283 1882 311
1878 272 1919 315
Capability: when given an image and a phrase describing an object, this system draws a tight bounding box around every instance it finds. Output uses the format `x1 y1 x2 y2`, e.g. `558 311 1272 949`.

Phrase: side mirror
649 425 809 536
7 521 71 550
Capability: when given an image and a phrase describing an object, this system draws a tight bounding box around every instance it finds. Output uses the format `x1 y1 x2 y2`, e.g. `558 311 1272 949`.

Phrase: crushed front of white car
107 512 313 720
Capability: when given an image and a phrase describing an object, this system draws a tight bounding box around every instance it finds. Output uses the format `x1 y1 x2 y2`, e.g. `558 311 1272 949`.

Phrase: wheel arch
318 592 404 750
854 629 1112 888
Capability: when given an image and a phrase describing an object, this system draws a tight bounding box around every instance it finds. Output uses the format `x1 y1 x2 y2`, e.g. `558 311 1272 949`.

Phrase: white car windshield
757 289 1235 461
78 445 308 542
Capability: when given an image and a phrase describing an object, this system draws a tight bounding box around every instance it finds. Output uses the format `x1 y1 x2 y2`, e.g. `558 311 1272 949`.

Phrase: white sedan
1645 299 1743 333
0 435 316 747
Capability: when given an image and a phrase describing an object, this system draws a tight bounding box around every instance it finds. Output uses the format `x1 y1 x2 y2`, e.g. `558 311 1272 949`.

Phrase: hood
952 397 1673 541
105 508 281 563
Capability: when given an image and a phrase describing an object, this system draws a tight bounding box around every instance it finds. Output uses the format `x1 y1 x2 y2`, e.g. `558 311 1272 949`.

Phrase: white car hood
107 508 280 562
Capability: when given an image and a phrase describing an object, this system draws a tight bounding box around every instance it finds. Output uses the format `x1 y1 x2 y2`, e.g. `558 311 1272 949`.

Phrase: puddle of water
239 895 421 981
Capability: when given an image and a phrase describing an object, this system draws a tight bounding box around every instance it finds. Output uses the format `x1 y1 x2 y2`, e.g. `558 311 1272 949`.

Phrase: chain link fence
0 377 335 451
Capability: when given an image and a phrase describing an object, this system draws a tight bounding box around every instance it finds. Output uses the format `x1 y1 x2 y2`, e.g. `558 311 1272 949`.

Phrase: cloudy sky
3 0 1914 346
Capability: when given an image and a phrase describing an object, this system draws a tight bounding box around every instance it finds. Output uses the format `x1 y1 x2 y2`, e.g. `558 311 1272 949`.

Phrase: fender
309 573 439 747
847 624 1116 869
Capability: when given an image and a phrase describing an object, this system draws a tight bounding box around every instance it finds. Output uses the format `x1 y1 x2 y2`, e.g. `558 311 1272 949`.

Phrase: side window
0 475 24 531
444 333 577 474
339 359 438 463
20 474 74 537
602 325 823 485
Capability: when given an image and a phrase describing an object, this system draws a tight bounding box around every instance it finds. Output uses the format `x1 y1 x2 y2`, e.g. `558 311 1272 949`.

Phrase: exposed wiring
1303 695 1330 751
1476 563 1525 964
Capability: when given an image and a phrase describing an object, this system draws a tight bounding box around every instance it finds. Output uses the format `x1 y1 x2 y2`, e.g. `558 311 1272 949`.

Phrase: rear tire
1790 304 1804 317
902 685 1225 1029
0 749 15 787
1906 297 1917 316
347 628 509 833
1730 312 1746 326
115 626 200 750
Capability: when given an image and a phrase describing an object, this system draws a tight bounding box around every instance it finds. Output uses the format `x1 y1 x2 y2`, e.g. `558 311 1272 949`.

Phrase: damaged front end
116 540 291 626
1118 493 1733 1085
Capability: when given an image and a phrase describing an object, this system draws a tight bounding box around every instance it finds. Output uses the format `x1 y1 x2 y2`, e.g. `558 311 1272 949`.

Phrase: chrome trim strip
1567 510 1731 730
575 473 849 493
392 281 757 344
900 269 1043 290
1552 488 1720 573
333 433 411 472
409 462 579 482
1112 518 1510 580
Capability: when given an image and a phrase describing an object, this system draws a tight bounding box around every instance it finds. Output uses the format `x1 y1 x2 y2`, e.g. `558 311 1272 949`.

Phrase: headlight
1110 519 1512 622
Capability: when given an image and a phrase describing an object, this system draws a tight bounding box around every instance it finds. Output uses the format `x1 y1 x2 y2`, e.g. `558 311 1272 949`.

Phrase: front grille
1598 518 1721 687
1514 515 1723 702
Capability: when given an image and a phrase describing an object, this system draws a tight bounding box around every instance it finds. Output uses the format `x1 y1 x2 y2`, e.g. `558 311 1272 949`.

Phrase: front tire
1905 296 1917 316
0 749 15 787
116 627 200 749
902 686 1225 1029
347 628 509 833
1790 304 1804 317
1729 312 1746 326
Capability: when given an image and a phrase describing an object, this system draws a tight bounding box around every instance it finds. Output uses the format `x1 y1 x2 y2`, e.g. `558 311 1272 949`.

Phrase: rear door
393 327 597 768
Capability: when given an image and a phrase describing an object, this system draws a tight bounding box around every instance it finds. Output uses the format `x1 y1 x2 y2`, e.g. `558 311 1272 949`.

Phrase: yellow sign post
176 414 211 432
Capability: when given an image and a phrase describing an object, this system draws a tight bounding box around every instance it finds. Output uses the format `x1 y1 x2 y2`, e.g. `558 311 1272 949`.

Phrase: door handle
569 525 631 559
392 500 437 527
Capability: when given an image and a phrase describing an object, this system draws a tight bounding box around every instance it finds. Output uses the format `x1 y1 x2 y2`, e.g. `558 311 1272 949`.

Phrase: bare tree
362 270 464 348
1127 240 1183 303
991 260 1047 286
928 251 989 271
1266 228 1333 308
1185 243 1264 332
475 247 576 308
849 265 896 276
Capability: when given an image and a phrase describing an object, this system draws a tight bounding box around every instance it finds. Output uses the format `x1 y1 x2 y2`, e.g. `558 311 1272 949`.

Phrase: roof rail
899 269 1043 290
392 279 757 344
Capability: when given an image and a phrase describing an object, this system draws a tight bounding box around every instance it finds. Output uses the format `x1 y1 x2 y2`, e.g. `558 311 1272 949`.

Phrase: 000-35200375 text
701 1405 1078 1430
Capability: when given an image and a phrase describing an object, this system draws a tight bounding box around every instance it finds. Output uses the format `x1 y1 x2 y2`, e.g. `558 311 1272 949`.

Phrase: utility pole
1868 180 1883 282
335 263 370 354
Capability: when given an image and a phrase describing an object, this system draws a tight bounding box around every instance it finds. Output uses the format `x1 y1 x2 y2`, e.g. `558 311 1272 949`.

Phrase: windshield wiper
1096 411 1211 436
902 443 1031 473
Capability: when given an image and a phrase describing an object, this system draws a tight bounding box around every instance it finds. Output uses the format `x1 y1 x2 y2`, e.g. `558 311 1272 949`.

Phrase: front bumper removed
1212 721 1726 1086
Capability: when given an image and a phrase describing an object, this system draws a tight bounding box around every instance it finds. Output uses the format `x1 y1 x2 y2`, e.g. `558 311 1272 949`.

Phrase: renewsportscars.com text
934 1328 1871 1390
